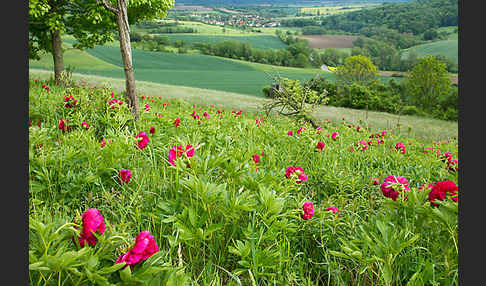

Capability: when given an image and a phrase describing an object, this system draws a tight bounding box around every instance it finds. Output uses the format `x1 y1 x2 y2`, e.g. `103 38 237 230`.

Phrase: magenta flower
58 119 71 132
395 142 406 154
100 138 111 148
359 140 368 151
301 201 314 220
81 122 90 130
380 176 410 201
203 112 210 119
287 130 293 136
144 104 150 111
297 127 303 134
174 118 181 127
252 154 260 164
75 209 105 248
149 126 156 135
316 141 325 151
428 180 458 206
168 144 195 167
325 206 339 216
285 166 307 184
64 95 78 108
115 231 159 269
136 132 149 149
118 169 132 184
331 132 339 140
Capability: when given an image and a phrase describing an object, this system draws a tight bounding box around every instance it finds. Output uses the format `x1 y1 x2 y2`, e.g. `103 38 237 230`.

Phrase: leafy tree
98 0 174 121
29 0 117 84
407 55 452 112
335 55 378 86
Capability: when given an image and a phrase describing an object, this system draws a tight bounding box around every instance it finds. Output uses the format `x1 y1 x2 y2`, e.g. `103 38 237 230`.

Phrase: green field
164 34 288 50
30 44 331 97
401 39 458 65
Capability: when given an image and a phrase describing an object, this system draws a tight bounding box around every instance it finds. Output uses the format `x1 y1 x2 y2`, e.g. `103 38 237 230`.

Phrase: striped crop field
29 44 330 97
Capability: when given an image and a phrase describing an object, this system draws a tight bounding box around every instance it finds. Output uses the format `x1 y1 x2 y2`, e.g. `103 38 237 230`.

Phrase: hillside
319 0 457 35
401 40 458 66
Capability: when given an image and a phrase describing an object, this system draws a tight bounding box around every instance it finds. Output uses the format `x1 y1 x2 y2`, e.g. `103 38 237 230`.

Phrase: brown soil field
294 35 357 49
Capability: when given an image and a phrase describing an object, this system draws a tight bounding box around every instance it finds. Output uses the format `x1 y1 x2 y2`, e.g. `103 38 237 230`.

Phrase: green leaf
120 265 132 282
98 262 126 275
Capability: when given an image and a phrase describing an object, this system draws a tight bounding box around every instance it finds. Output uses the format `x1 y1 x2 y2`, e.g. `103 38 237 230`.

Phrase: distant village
189 13 281 28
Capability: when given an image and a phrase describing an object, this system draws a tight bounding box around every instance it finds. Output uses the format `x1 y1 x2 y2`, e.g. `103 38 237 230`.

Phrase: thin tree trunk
51 29 64 85
116 0 139 121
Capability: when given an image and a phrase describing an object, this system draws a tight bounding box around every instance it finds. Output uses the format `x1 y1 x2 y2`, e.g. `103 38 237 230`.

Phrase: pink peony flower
325 206 339 215
149 126 156 135
287 130 293 136
301 201 314 220
115 231 159 269
168 144 195 167
58 119 71 132
359 140 368 151
118 169 132 184
371 177 380 185
203 112 210 119
428 180 458 206
100 138 111 148
75 209 105 248
64 95 78 108
395 142 406 154
297 127 304 134
174 118 181 127
252 154 260 164
144 104 150 111
331 132 339 140
136 132 149 149
316 141 325 151
81 122 90 130
380 176 410 201
285 166 307 184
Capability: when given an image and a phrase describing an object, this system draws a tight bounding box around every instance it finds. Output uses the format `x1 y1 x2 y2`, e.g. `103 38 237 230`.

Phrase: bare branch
98 0 119 15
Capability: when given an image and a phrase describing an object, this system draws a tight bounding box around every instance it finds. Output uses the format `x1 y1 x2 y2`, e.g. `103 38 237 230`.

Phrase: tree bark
116 0 140 121
51 29 64 85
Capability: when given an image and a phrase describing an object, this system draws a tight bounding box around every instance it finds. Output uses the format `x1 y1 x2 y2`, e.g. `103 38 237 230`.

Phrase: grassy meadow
401 40 458 66
28 75 458 285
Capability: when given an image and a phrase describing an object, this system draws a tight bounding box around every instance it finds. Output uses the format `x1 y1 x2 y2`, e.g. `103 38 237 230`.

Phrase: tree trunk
116 0 139 121
51 29 64 85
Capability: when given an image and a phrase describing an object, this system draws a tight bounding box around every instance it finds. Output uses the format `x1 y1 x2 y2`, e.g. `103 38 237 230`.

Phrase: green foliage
29 78 458 285
335 55 378 86
407 55 452 112
29 215 189 285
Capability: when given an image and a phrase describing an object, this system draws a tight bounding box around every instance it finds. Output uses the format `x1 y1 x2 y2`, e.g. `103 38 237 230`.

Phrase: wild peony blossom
315 141 325 151
371 177 380 185
81 122 90 130
168 144 195 167
359 140 368 151
395 142 406 154
285 166 308 184
174 118 181 127
297 127 304 135
287 130 294 136
58 119 71 132
252 154 260 164
118 169 132 184
325 206 339 216
380 176 410 201
331 132 339 140
144 103 150 111
115 231 159 269
136 132 149 149
100 138 111 148
428 180 458 206
64 95 78 108
301 201 314 220
149 126 156 135
75 209 105 248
